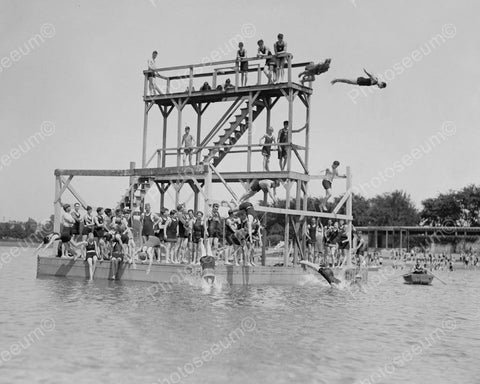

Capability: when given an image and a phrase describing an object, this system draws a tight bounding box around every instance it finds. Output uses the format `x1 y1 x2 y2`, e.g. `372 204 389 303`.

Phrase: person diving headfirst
199 242 216 285
300 260 341 286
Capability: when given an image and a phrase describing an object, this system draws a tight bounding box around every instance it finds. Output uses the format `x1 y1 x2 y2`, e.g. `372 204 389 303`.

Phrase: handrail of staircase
199 96 244 148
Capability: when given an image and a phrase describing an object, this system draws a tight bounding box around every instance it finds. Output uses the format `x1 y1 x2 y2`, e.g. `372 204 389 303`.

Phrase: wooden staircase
116 177 153 212
203 101 265 167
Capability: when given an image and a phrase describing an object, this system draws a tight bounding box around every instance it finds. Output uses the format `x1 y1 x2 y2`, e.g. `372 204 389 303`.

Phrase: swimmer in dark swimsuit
300 260 341 286
239 179 279 204
274 33 288 83
259 127 276 171
298 59 331 85
331 68 386 88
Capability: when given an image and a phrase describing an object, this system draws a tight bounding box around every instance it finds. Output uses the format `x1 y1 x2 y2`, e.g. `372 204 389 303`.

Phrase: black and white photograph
0 1 479 383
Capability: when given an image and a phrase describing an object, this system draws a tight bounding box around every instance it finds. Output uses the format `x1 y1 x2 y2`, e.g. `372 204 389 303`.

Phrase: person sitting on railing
274 33 288 82
298 59 331 85
257 39 275 84
236 42 249 87
224 78 235 90
147 50 163 96
259 127 276 171
181 126 195 166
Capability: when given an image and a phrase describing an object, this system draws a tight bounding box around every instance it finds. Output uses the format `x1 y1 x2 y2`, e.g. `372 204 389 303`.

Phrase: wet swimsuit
166 217 178 242
142 212 154 237
85 242 97 260
82 214 94 235
307 224 317 245
94 216 105 238
111 242 124 261
71 211 81 235
278 128 288 159
192 219 204 243
238 201 256 219
357 77 374 86
237 49 248 72
225 217 240 245
258 46 274 67
200 256 216 281
250 179 261 192
207 212 222 238
262 135 274 157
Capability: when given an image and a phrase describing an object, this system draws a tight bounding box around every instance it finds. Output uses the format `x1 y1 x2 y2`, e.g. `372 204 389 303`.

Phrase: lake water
0 245 479 384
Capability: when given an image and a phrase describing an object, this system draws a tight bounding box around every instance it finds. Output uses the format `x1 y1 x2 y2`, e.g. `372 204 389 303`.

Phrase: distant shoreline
0 240 38 247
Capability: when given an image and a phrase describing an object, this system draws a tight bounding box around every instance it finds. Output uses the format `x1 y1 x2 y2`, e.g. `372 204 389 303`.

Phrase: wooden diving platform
144 82 313 107
37 256 367 286
54 166 311 183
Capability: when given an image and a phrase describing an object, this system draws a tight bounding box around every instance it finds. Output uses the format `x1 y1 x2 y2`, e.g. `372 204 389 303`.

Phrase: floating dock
37 256 367 286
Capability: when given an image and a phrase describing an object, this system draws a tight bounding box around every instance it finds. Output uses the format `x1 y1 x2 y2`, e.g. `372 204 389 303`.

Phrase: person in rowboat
299 260 341 286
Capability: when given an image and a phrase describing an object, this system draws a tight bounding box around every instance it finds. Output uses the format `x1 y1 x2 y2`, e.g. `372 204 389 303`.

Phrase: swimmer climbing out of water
299 260 341 286
331 68 387 88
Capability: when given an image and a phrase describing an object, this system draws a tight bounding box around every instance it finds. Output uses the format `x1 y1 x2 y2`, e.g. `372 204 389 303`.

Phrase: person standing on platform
277 121 307 171
259 127 276 171
257 39 275 84
191 211 205 265
206 203 222 260
165 210 179 263
147 50 163 96
237 42 249 87
70 203 82 242
306 218 318 262
181 126 195 166
320 160 347 211
277 121 289 170
273 33 287 82
141 203 158 243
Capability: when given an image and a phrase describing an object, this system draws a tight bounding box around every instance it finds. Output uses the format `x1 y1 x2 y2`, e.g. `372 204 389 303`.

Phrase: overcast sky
0 0 479 221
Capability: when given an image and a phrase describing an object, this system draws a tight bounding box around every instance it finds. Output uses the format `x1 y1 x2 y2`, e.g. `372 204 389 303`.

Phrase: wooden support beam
209 164 238 201
54 176 62 233
283 180 292 266
345 166 353 266
332 189 352 214
254 205 353 221
247 92 253 172
142 102 149 167
54 175 73 204
61 177 87 209
261 191 267 266
292 146 308 174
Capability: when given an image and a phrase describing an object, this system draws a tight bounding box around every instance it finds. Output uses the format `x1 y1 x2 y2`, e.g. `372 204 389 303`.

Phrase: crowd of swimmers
146 33 386 97
37 200 262 281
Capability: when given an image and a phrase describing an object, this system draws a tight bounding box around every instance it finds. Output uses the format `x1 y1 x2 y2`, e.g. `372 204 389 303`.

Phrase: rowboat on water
402 269 434 285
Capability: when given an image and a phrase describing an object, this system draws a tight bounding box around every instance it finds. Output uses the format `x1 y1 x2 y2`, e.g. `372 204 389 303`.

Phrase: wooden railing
143 53 310 97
